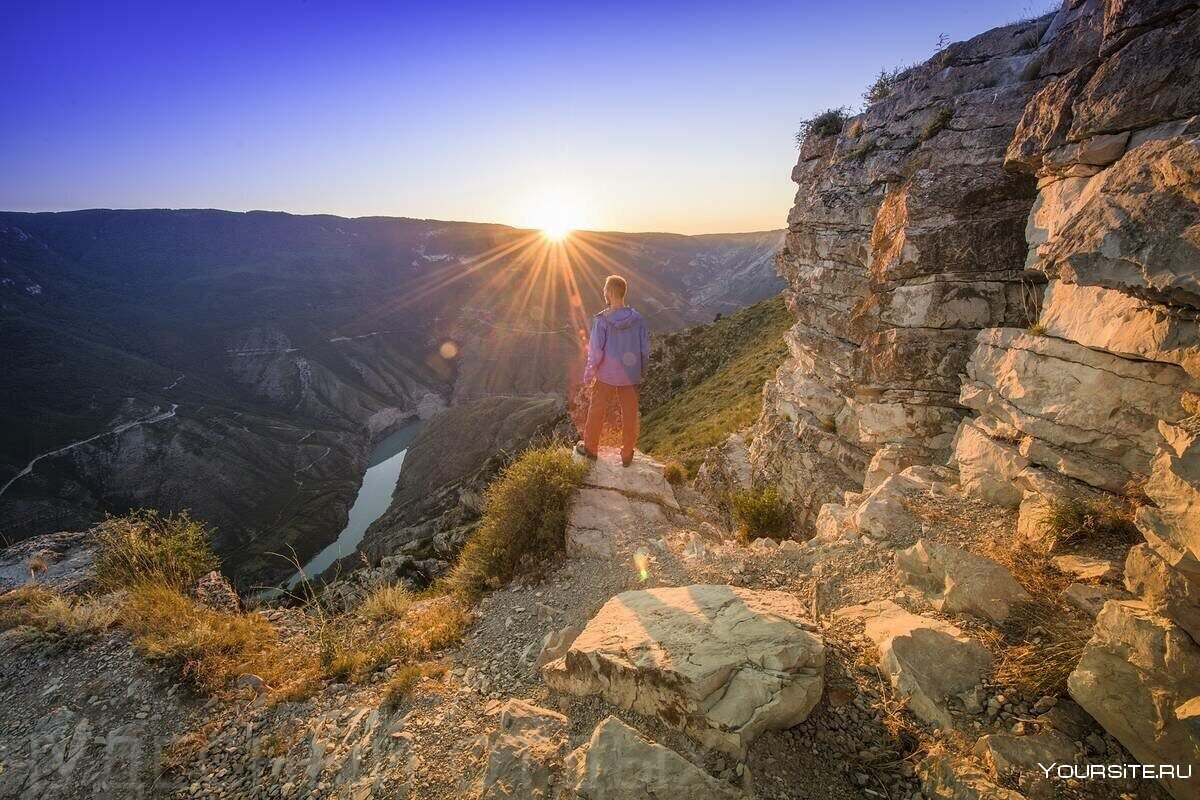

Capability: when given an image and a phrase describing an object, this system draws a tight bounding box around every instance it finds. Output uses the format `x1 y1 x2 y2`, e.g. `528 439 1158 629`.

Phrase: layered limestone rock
939 5 1200 793
748 13 1054 530
735 1 1198 792
564 449 680 560
541 585 825 756
1068 600 1200 800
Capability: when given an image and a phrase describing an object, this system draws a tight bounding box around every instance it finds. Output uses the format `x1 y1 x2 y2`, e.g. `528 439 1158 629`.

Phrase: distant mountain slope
0 209 782 584
639 295 792 471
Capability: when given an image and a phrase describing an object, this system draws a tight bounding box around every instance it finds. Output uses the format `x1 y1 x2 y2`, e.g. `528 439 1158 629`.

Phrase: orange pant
583 381 640 460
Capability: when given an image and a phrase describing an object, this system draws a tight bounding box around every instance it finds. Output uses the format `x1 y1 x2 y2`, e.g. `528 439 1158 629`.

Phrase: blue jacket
583 307 650 386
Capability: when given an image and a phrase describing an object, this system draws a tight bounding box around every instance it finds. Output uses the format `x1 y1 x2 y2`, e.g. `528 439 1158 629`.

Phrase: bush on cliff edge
93 509 218 591
447 445 588 601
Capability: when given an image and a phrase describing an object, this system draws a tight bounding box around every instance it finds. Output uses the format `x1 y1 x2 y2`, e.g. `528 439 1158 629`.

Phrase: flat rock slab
1051 554 1122 583
835 600 991 730
564 716 745 799
584 448 680 510
896 539 1031 624
565 488 669 559
542 585 825 756
919 754 1025 800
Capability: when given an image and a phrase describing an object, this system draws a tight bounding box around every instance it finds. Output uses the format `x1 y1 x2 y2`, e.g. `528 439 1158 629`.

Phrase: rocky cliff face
750 11 1051 528
752 0 1200 794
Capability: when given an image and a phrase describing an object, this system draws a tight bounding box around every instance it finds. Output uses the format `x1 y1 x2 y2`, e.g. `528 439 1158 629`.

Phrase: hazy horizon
2 0 1052 235
0 205 789 237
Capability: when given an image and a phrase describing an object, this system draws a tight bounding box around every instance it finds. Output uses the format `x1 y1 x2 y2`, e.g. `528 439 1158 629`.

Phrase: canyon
0 210 782 585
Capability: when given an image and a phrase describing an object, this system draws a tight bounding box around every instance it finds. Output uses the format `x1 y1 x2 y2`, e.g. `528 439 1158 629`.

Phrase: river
285 420 424 590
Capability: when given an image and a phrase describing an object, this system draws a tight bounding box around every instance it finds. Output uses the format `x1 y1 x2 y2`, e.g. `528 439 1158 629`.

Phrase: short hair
604 275 627 299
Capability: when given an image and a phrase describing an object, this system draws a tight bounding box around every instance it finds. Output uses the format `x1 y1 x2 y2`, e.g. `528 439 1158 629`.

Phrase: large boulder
1068 600 1200 800
474 700 568 800
564 488 669 560
542 585 824 756
895 539 1031 624
563 717 744 800
835 600 992 729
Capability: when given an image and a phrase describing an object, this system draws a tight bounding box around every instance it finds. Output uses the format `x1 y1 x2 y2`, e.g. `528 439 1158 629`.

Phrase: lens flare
633 548 650 582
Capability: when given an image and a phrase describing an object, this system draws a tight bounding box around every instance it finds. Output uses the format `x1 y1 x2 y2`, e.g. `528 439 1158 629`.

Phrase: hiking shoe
621 452 633 468
574 442 598 461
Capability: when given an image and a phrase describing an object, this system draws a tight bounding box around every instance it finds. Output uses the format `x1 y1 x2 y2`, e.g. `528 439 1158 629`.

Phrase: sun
517 189 589 244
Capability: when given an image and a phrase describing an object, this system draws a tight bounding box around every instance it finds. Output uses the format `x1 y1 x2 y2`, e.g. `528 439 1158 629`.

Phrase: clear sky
1 0 1051 234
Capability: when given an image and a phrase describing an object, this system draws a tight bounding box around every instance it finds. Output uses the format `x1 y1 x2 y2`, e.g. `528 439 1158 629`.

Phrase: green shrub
447 446 588 600
730 487 791 541
663 461 687 486
847 138 878 161
796 107 848 146
864 67 905 104
93 510 219 591
919 107 953 142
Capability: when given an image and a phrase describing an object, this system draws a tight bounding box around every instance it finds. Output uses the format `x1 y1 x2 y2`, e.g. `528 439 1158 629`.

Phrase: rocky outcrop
747 12 1054 530
542 584 825 756
1068 600 1200 800
835 600 991 730
737 1 1200 794
0 530 93 595
474 700 568 800
564 450 680 560
895 539 1031 624
563 716 745 800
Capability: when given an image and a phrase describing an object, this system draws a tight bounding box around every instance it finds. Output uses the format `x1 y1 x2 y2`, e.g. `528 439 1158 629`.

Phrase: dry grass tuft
976 535 1091 697
1040 494 1139 548
382 661 447 710
0 585 118 640
314 593 470 684
121 581 304 696
662 460 687 486
27 555 48 578
992 603 1091 697
357 583 413 623
93 509 219 591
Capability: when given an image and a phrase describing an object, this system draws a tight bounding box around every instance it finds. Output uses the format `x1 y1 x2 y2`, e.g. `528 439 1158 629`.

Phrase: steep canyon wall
751 0 1200 792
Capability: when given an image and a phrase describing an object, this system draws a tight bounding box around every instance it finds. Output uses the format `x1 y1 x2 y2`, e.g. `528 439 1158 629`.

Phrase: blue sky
1 0 1052 233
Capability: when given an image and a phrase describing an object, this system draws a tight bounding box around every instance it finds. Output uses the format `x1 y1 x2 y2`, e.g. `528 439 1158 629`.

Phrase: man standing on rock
576 274 650 468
